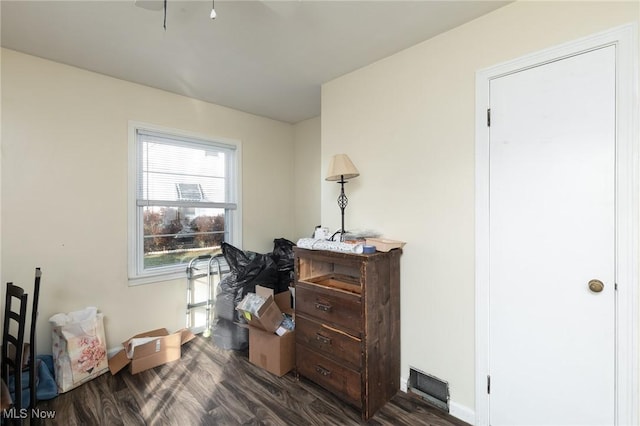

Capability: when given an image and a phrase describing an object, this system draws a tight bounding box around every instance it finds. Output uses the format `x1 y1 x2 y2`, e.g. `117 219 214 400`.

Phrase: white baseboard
450 401 475 425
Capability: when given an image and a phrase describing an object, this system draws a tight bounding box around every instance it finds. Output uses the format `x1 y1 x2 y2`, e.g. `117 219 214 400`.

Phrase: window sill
128 270 185 286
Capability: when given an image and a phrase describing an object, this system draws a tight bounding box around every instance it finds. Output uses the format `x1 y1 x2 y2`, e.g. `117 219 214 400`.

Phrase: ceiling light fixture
163 0 167 30
210 0 217 19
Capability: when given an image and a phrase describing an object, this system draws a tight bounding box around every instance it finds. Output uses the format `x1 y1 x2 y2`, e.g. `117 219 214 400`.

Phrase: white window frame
128 121 242 285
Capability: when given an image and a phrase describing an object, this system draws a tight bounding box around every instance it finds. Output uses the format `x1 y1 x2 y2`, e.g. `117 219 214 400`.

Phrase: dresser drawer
296 344 361 408
296 282 362 337
296 314 362 369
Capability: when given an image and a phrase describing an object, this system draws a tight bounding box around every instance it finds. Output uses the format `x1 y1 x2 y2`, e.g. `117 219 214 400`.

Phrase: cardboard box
249 326 295 377
237 286 292 333
108 328 196 375
365 237 406 252
241 286 295 376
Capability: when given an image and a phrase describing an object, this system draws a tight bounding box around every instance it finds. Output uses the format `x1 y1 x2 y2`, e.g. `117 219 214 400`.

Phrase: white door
488 46 616 425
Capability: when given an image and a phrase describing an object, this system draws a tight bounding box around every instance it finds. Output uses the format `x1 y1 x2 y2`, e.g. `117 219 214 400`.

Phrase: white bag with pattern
49 307 108 393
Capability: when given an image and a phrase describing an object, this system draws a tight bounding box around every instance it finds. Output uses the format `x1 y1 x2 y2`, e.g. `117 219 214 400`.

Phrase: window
128 123 240 284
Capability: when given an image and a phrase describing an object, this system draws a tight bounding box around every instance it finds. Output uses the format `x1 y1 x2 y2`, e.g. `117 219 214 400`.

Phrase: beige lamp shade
325 154 360 181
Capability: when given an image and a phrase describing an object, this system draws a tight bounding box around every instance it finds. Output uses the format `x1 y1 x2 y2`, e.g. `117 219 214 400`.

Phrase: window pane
139 136 228 203
142 206 225 269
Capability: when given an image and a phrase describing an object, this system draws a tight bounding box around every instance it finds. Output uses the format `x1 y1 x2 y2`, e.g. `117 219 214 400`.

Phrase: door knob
588 279 604 293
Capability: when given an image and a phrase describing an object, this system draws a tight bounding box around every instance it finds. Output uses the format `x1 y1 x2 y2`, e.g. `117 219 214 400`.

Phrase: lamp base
337 177 348 242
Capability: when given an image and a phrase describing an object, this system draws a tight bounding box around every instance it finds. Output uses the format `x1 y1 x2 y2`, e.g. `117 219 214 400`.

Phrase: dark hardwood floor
33 335 469 425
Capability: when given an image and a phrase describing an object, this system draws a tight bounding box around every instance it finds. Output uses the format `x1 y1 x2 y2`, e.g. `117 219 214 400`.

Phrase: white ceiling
1 0 509 123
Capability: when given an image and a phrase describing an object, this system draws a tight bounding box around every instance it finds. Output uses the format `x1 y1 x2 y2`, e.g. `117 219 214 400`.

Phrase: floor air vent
408 368 449 412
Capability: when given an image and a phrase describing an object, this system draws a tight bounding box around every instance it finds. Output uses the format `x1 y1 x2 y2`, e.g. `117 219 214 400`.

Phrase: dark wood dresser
293 247 402 420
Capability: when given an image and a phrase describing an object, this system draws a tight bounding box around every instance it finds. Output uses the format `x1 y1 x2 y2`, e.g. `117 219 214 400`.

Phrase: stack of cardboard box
237 286 295 376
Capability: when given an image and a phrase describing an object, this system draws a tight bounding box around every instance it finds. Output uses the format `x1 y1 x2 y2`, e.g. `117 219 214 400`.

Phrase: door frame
475 24 638 425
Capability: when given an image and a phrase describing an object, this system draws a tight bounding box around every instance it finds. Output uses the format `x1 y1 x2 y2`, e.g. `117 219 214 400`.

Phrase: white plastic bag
49 307 108 393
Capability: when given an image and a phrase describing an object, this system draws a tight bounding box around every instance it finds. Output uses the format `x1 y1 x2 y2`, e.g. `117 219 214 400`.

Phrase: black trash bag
213 285 238 322
217 271 239 295
272 238 295 271
212 317 248 351
221 242 278 292
272 238 296 292
214 242 279 326
221 242 249 276
277 271 294 293
244 251 279 291
215 271 245 323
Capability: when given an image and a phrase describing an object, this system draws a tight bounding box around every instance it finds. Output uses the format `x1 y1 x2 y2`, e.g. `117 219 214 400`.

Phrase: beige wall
321 0 639 415
293 116 321 240
1 49 298 354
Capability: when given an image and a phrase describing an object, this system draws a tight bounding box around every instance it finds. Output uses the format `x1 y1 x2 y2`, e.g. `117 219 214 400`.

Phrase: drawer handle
315 301 332 312
315 333 332 345
315 365 332 377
